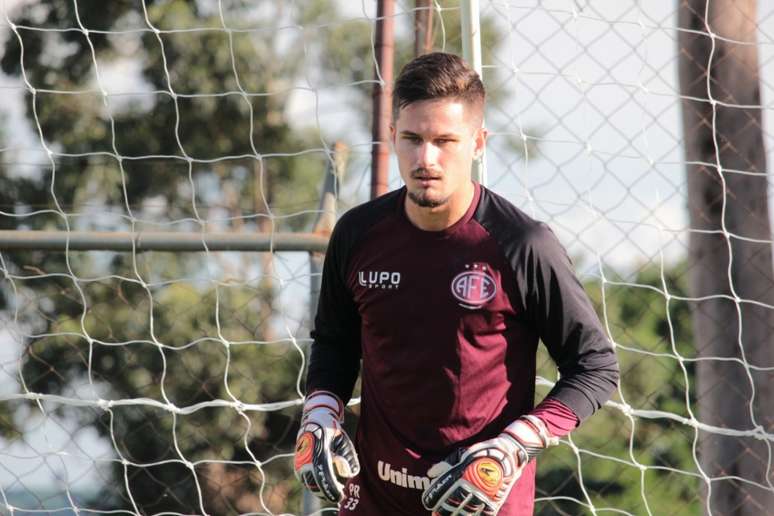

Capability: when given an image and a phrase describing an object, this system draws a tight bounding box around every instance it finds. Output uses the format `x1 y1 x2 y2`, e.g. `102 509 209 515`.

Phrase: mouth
413 174 442 182
414 177 440 188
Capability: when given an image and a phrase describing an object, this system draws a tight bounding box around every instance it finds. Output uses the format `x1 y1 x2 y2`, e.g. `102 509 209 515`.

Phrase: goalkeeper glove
422 415 558 516
294 390 360 503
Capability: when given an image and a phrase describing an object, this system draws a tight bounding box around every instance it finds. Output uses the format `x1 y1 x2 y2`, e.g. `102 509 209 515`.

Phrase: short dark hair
392 52 485 123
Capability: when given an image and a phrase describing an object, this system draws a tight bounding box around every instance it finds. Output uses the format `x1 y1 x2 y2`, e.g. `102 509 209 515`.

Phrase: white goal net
0 1 772 515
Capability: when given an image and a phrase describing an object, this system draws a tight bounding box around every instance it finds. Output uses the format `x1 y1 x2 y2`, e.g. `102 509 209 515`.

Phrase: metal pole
371 0 395 199
460 0 487 186
414 0 434 56
0 230 328 252
303 143 349 515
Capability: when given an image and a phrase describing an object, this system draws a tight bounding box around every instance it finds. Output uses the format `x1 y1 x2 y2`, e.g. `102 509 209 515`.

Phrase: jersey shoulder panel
473 186 552 269
330 187 403 266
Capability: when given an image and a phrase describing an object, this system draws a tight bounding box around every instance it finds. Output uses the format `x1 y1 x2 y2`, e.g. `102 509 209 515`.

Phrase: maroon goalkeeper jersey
307 182 618 515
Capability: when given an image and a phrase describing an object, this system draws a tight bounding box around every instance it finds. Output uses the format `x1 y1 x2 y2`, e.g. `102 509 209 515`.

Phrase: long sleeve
306 217 362 403
515 223 619 421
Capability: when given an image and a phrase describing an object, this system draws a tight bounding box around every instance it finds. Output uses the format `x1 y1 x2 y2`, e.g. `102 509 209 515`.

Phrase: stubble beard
407 189 449 208
407 167 449 208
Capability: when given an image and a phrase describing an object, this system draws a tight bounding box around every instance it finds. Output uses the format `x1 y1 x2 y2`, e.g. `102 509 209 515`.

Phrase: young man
294 52 619 515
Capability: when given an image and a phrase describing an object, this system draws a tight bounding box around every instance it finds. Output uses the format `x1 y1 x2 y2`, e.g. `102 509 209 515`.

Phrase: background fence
1 1 773 515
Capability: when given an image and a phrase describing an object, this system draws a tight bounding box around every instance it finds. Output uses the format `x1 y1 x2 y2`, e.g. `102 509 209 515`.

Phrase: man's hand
294 391 360 503
422 415 557 516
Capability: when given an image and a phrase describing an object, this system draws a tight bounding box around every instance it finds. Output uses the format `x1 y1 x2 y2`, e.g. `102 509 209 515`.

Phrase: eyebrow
399 130 460 139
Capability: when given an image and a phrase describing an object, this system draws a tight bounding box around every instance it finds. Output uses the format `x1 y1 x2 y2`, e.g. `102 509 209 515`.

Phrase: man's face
391 98 485 209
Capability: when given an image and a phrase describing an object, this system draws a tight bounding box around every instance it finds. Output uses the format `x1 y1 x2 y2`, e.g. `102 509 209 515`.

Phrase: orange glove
422 415 557 515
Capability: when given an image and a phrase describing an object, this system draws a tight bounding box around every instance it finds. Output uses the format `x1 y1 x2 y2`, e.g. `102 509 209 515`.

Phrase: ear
473 127 488 160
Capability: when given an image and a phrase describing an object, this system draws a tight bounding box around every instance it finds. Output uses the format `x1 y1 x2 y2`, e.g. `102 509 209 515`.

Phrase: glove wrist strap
302 390 344 421
502 414 559 463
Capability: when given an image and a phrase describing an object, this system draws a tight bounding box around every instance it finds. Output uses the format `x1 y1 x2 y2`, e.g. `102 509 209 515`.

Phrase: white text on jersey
358 271 401 289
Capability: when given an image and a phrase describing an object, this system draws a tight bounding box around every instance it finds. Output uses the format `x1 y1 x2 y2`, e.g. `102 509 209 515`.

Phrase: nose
416 141 439 169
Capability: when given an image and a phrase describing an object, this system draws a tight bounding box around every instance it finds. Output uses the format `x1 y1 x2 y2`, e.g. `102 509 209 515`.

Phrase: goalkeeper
294 52 619 515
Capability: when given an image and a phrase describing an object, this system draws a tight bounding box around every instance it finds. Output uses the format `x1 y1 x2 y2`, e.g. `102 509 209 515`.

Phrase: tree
0 0 343 512
678 1 774 514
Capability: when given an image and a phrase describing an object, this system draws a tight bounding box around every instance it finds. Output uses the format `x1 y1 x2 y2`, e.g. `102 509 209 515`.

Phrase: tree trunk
678 1 774 514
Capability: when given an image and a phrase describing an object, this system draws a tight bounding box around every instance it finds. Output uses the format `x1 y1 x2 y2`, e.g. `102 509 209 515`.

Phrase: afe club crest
451 263 497 309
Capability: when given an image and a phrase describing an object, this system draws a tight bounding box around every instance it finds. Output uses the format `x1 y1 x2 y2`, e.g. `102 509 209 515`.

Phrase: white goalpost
0 1 772 515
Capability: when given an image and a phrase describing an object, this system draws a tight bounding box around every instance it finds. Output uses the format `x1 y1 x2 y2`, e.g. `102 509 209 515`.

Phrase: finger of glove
428 460 454 478
422 473 458 510
447 490 479 516
300 469 322 498
429 448 466 478
332 456 352 478
439 491 486 516
331 432 360 477
444 485 472 512
461 494 489 516
423 460 469 510
475 490 501 516
298 429 343 503
309 450 345 503
296 463 334 503
481 502 499 516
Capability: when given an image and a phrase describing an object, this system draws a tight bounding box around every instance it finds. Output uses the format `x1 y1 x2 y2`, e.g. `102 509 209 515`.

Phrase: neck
404 181 476 231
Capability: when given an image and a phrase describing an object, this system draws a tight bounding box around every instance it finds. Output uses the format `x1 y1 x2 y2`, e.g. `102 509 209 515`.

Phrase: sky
2 0 774 501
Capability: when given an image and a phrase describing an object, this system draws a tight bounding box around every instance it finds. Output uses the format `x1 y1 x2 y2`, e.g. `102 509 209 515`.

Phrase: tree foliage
0 0 339 512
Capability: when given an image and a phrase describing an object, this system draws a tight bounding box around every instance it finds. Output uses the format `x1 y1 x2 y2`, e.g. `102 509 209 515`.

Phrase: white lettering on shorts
377 460 430 491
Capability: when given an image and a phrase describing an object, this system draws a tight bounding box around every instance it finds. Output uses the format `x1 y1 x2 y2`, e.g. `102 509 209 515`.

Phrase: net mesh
0 1 772 514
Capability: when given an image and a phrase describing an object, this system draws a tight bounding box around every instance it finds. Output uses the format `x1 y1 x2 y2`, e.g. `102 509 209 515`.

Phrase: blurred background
0 1 772 514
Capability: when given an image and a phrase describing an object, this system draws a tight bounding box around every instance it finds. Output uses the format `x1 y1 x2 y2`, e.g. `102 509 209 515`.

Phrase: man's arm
296 218 363 503
306 218 362 402
516 222 619 422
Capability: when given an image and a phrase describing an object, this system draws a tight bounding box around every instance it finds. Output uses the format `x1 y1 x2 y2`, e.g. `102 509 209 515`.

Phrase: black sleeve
306 216 362 403
515 223 619 422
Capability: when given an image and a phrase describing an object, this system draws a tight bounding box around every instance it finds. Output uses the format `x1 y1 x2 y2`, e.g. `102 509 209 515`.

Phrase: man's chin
407 190 448 209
